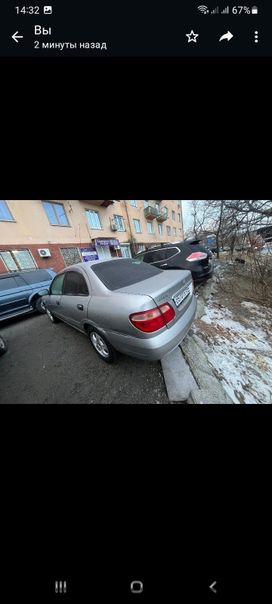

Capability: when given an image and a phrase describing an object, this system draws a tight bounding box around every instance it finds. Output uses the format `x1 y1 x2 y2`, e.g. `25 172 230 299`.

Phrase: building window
177 201 181 208
42 201 69 226
158 223 163 236
179 228 183 236
147 221 153 234
0 249 36 271
60 247 82 267
86 209 102 230
144 200 149 208
172 211 175 221
133 219 142 233
166 226 171 236
120 245 132 258
130 200 137 207
114 215 125 231
155 202 160 211
173 227 177 237
0 201 15 222
178 213 181 222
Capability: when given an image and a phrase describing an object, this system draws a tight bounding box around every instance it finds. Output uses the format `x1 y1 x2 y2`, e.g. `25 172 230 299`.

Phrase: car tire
46 308 60 324
88 327 117 363
0 336 7 356
35 296 47 314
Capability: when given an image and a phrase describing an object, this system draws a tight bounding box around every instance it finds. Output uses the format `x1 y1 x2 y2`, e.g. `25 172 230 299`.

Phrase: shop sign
95 238 120 246
80 247 99 262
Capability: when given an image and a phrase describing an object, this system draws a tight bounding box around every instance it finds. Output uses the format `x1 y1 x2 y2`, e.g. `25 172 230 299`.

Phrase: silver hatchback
41 259 196 363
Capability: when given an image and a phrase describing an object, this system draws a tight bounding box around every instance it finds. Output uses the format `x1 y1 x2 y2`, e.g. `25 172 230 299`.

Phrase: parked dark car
135 239 214 283
0 335 7 355
41 259 196 363
0 268 56 322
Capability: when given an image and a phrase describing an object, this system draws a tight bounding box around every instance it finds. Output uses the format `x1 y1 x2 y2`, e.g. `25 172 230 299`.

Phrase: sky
182 200 194 231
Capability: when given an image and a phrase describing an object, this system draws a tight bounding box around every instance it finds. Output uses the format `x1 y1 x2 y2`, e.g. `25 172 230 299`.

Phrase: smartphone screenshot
0 2 271 603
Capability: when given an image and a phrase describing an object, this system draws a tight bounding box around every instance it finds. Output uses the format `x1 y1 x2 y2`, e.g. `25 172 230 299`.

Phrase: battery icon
251 6 258 14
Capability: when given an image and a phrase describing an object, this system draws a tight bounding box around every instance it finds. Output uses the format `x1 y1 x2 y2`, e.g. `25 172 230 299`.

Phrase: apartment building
0 200 184 273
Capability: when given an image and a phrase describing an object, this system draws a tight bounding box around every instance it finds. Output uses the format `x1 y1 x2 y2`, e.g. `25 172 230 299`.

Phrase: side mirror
38 288 49 296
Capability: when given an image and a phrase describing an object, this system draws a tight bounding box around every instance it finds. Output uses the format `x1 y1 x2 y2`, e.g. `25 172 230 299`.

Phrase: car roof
56 258 138 274
136 241 186 253
136 243 178 253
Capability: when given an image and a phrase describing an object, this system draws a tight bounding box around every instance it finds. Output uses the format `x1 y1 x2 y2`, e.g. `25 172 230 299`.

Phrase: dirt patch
194 318 240 343
215 258 272 307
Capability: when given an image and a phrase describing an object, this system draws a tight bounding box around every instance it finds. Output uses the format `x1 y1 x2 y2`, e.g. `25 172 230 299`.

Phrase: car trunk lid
117 269 193 327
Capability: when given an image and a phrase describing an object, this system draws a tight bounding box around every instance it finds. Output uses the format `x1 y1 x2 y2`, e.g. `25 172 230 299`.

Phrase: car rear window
19 270 53 284
91 259 162 290
187 242 207 253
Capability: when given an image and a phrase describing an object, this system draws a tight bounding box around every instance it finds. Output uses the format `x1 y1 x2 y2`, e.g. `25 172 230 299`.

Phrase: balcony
144 205 159 220
156 207 168 222
79 200 115 207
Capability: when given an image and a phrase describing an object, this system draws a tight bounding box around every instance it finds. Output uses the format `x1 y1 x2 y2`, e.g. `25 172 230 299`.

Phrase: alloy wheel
90 332 110 359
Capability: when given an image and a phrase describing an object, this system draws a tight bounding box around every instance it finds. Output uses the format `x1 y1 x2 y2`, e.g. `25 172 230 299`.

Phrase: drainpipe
180 200 184 240
123 200 135 255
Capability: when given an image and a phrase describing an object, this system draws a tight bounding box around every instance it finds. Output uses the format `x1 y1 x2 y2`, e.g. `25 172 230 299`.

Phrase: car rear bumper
193 263 214 282
106 294 197 361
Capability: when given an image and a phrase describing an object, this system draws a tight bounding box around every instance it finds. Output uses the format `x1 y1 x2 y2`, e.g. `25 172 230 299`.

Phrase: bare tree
188 201 272 300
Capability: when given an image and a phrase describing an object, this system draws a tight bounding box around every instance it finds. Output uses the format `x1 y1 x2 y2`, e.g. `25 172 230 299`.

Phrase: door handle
77 304 84 311
161 263 168 267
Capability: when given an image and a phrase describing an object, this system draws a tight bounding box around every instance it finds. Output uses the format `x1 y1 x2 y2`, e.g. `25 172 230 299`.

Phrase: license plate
173 287 190 307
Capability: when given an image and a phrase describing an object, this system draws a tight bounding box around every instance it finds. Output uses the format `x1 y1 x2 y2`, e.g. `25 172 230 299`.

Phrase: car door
151 248 180 269
60 270 90 329
46 273 66 318
0 275 29 319
19 270 56 302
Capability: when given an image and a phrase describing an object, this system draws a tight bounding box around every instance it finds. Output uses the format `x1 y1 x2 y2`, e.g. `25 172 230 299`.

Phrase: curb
181 332 233 404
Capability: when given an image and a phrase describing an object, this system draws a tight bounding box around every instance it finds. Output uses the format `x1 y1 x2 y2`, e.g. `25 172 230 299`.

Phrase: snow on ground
192 298 272 404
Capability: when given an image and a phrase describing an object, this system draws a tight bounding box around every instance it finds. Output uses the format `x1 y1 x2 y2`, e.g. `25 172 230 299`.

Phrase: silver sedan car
40 259 197 363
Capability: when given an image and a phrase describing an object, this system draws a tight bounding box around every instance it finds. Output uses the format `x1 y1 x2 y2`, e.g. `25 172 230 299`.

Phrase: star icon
186 30 199 43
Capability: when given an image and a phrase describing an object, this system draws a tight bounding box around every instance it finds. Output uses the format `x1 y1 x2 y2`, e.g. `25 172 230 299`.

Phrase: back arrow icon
12 31 24 43
209 581 218 594
219 31 233 42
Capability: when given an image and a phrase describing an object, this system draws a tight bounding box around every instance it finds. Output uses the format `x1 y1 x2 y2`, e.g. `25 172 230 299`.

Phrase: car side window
20 270 52 285
0 277 17 291
14 275 28 287
142 251 158 263
163 248 179 260
63 271 89 296
51 273 65 295
151 250 168 263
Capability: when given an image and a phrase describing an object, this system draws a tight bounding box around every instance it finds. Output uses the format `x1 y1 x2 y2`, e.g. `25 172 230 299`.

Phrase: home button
130 580 144 594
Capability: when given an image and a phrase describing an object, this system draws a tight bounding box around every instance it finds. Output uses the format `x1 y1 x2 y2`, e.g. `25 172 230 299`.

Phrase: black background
0 30 271 604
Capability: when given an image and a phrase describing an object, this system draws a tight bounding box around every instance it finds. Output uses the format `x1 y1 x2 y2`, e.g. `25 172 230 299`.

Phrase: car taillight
186 251 207 262
129 303 175 333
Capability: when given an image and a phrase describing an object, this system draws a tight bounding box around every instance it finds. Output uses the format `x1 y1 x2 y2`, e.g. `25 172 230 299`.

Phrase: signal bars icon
221 6 229 14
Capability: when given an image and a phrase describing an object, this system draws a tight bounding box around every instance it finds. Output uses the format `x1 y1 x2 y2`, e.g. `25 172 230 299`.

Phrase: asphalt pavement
0 313 169 404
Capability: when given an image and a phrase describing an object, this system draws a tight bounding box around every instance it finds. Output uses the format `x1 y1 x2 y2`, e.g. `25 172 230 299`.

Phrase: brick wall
0 243 91 273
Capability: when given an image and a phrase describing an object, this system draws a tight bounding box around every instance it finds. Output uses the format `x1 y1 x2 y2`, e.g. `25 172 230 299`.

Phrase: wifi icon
198 5 209 13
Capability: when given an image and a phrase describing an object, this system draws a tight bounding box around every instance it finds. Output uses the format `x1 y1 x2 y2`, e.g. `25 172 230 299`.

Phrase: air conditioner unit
111 221 118 231
38 248 51 257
